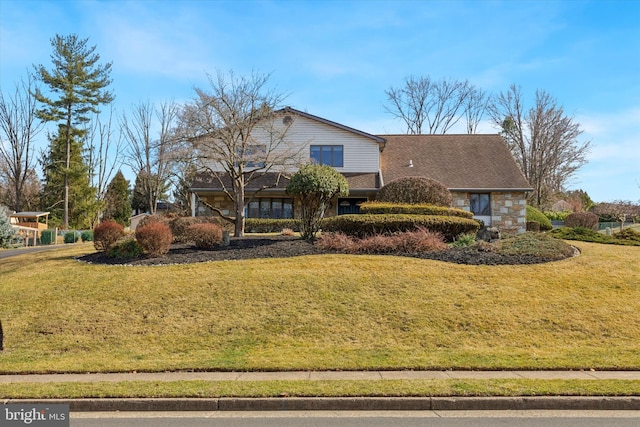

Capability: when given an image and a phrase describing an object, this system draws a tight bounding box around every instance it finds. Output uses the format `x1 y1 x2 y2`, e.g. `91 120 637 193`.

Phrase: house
190 108 532 234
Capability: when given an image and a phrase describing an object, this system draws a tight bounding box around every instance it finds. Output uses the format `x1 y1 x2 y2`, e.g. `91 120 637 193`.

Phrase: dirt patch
77 235 573 266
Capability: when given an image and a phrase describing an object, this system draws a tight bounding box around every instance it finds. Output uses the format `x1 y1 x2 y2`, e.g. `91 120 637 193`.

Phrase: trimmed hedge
245 218 300 233
526 206 553 231
81 230 94 242
376 176 452 206
321 214 480 242
40 229 56 245
64 231 79 243
359 201 473 219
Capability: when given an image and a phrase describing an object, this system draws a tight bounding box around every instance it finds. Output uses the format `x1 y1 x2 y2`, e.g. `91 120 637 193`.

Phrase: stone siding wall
452 191 528 235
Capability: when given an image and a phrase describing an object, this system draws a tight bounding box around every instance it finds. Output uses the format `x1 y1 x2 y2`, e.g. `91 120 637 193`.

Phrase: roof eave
448 188 533 192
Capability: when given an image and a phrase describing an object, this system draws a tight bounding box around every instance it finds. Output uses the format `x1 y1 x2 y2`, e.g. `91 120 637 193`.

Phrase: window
246 198 293 219
239 144 266 168
310 145 343 167
470 193 491 216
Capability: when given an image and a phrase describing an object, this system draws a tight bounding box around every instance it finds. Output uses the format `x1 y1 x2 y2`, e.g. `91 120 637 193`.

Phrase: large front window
246 198 293 219
310 145 343 167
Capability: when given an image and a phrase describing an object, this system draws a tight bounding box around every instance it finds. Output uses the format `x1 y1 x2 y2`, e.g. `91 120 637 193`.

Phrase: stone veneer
452 191 528 235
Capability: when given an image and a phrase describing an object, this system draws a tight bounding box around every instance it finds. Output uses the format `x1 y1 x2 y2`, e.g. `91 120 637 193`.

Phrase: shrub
135 222 173 256
613 228 640 243
286 164 349 240
526 221 541 232
564 212 599 230
94 220 125 252
549 227 640 246
81 230 94 242
40 229 56 245
138 214 170 228
322 214 480 242
451 233 477 248
107 238 144 259
317 228 447 254
281 228 295 236
526 206 552 231
64 231 79 243
359 201 473 219
187 223 223 249
544 210 572 221
170 216 204 243
376 177 452 206
245 218 300 233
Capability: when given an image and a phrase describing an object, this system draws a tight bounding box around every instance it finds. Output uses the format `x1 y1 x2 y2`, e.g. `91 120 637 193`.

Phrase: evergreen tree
103 170 131 226
34 34 114 229
40 125 96 229
0 208 16 248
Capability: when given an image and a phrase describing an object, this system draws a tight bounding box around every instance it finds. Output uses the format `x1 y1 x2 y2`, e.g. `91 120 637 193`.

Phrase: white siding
198 113 381 173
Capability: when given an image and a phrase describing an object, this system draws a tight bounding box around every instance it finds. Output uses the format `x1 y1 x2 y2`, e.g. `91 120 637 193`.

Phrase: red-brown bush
93 220 125 252
565 212 599 230
376 177 452 206
317 228 447 254
135 222 173 256
187 223 223 249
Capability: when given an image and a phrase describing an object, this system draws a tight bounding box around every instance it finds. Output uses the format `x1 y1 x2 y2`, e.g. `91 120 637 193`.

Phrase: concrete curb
4 397 640 411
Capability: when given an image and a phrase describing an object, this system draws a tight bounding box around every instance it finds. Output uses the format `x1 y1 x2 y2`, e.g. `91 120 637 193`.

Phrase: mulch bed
77 235 570 266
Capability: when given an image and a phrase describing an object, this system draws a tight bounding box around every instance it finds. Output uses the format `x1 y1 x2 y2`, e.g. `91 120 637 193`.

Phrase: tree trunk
233 178 245 237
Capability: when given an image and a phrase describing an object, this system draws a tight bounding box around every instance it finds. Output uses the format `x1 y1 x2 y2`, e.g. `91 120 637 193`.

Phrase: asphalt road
0 244 67 259
71 411 640 427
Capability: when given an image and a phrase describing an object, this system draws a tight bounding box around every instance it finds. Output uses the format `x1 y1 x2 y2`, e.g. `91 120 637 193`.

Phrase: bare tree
489 84 590 207
85 106 124 225
122 100 178 215
463 85 489 134
180 70 304 237
384 75 472 134
0 74 44 212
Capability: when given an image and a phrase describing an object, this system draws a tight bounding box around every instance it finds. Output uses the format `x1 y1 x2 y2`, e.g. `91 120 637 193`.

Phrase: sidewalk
2 370 640 383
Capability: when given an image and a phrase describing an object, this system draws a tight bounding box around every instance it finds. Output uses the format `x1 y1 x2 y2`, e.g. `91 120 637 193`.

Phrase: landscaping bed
78 234 576 266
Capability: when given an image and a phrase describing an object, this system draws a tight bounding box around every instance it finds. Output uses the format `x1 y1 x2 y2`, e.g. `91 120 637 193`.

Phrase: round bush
170 216 204 243
94 220 125 252
138 214 170 228
187 223 223 249
526 206 553 231
526 221 541 232
107 238 144 259
135 222 173 256
564 212 599 230
376 177 452 206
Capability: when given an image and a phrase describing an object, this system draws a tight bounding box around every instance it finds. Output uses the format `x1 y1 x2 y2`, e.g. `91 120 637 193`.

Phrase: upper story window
310 145 343 167
239 144 266 168
470 193 491 216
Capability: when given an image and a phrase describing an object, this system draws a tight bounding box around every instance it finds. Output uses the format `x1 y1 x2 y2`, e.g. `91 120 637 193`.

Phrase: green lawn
0 241 639 374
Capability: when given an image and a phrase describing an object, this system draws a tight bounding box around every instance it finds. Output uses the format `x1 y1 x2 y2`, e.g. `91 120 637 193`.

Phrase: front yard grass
0 241 639 374
1 379 639 399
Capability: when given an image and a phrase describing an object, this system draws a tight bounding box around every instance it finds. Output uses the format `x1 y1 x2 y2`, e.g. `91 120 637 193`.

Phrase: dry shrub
187 223 223 249
376 176 452 206
565 212 599 230
93 220 125 252
138 214 170 228
318 228 446 254
135 222 173 256
280 228 295 236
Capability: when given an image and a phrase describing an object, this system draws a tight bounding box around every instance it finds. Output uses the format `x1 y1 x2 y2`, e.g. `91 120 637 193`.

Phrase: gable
379 134 532 191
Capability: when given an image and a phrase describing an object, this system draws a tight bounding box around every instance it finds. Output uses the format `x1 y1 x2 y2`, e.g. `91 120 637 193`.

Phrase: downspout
191 192 197 217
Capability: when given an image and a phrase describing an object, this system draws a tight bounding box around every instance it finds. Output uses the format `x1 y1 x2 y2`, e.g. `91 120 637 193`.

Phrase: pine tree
34 34 114 229
40 125 96 229
0 208 16 248
103 170 132 226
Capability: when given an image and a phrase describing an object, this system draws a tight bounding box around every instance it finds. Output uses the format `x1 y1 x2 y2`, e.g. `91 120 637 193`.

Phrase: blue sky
1 0 639 203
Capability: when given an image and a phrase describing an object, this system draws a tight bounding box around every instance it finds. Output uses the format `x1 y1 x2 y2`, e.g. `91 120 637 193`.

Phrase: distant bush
187 223 223 249
613 228 640 243
359 202 473 218
550 227 640 246
544 210 572 221
138 214 170 228
135 222 173 256
94 221 125 252
317 228 447 254
322 214 480 242
81 230 94 242
107 238 144 259
564 212 599 230
526 206 552 231
171 216 206 243
376 177 452 206
245 218 300 233
64 231 79 244
40 229 56 245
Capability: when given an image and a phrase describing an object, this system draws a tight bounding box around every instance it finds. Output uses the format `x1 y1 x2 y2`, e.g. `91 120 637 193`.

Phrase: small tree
0 208 16 248
103 170 132 226
286 164 348 240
